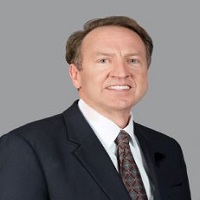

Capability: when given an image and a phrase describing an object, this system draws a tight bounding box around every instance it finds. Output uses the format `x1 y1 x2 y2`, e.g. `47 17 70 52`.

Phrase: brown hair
65 16 153 69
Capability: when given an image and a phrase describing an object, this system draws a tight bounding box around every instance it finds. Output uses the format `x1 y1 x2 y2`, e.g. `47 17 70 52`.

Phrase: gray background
0 1 199 199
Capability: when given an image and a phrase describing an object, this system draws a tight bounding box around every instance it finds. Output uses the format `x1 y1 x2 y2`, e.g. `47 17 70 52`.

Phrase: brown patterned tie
115 130 148 200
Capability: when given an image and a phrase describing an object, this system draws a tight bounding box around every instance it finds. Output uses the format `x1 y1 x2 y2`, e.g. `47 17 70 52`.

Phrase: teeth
107 85 130 90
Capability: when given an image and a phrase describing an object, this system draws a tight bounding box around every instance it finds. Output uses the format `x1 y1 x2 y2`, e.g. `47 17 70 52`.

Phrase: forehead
81 26 146 53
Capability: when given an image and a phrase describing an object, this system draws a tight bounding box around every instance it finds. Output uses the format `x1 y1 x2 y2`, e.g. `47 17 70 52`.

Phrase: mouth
106 85 131 91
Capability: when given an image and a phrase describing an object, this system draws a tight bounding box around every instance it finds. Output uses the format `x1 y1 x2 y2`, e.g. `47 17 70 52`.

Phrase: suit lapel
134 123 164 200
62 101 131 200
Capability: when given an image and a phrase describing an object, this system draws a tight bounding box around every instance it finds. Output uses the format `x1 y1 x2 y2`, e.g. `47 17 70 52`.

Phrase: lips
106 85 131 90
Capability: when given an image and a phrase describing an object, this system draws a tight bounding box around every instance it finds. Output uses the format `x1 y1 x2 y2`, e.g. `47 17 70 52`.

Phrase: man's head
66 16 153 126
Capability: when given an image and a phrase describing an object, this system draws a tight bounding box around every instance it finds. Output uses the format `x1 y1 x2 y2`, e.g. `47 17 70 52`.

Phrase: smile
107 85 131 90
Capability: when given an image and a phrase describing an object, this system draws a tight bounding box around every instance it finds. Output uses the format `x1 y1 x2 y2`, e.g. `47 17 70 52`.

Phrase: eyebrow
93 52 115 57
93 52 142 57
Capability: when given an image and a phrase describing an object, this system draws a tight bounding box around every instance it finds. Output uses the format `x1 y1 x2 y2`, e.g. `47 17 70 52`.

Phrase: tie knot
115 130 130 145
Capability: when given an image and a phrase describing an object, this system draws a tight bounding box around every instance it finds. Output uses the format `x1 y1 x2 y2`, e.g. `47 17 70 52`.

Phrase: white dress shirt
78 99 153 200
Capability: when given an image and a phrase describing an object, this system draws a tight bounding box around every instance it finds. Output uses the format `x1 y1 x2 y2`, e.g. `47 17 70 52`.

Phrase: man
0 16 191 200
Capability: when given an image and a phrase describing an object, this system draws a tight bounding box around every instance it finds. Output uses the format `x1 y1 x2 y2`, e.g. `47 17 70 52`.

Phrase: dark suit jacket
0 101 191 200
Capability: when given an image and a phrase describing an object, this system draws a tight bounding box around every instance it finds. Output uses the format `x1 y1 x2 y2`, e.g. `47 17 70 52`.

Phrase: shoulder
0 113 66 147
0 100 80 151
0 101 80 149
0 112 70 173
134 122 182 150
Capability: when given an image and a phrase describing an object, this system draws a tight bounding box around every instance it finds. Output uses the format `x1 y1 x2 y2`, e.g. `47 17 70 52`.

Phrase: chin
108 101 134 111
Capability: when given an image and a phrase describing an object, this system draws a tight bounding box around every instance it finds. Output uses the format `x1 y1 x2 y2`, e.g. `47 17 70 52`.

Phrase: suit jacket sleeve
0 132 48 200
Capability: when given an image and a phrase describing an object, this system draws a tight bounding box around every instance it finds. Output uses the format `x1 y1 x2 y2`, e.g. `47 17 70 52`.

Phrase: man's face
70 26 149 117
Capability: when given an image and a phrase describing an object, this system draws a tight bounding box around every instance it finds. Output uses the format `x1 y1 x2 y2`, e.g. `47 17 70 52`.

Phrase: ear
69 64 81 89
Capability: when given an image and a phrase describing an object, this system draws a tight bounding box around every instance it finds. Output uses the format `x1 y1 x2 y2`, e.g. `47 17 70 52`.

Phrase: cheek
142 74 148 86
136 73 148 90
80 72 102 90
135 70 147 80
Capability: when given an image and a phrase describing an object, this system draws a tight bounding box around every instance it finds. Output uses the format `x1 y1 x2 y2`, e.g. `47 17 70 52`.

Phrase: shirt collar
78 99 135 149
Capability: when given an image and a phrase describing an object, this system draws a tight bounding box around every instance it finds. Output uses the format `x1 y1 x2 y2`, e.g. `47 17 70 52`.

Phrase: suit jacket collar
134 123 166 199
62 101 132 200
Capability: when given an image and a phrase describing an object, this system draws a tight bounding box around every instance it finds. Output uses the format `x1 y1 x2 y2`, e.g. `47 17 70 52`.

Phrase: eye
128 58 139 64
98 58 109 63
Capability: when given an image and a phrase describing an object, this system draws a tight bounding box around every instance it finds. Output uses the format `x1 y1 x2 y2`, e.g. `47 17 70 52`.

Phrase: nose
110 61 130 78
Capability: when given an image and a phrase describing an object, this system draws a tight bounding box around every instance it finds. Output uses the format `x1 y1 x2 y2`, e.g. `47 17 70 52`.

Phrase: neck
103 110 131 128
79 99 132 129
92 106 131 128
